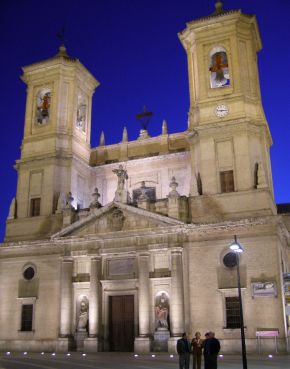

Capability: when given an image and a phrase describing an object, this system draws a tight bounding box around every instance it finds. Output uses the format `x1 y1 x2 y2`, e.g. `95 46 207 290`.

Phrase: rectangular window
220 170 234 193
21 304 33 331
225 296 240 329
30 198 41 217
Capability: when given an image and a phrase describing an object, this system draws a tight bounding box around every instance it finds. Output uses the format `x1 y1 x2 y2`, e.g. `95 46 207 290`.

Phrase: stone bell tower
179 1 276 221
5 46 99 241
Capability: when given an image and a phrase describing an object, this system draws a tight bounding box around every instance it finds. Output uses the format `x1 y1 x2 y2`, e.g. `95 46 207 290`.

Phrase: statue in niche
209 49 230 88
113 164 128 191
36 90 51 124
155 292 169 330
76 103 87 132
77 297 89 332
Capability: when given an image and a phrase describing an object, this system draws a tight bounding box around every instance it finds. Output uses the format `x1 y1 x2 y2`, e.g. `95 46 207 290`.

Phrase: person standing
177 332 191 369
191 331 203 369
203 332 210 369
206 332 221 369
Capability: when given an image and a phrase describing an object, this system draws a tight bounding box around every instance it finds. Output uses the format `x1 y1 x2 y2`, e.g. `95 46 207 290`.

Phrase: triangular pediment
51 201 184 238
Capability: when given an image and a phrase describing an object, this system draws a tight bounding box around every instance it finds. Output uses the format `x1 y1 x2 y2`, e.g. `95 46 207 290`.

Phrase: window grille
225 296 240 328
21 304 33 331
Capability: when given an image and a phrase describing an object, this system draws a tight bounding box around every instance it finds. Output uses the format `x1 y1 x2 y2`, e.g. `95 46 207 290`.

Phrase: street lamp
229 235 247 369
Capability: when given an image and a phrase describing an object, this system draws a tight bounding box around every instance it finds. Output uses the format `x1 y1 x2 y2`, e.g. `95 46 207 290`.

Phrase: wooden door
109 295 134 351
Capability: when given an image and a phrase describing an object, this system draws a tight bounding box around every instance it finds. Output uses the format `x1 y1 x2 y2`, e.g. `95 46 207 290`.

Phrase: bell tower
179 2 276 221
6 46 99 241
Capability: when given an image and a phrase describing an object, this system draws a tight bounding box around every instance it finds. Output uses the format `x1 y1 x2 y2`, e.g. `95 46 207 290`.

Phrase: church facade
1 3 290 354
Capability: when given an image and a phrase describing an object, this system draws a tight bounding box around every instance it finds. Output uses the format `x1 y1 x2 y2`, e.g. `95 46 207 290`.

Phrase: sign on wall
251 282 277 298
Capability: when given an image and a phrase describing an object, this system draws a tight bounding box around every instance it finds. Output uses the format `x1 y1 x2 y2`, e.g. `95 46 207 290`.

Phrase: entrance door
109 295 134 351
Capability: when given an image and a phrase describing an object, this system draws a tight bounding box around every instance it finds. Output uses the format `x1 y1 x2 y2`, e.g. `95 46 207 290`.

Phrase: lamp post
229 235 248 369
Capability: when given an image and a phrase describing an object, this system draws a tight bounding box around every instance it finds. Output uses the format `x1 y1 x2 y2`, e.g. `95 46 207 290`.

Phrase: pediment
52 201 184 238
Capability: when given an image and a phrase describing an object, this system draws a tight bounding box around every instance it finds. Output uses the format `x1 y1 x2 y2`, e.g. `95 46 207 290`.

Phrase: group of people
177 331 220 369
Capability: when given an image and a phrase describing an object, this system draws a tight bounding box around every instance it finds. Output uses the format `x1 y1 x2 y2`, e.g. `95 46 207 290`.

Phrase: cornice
93 150 190 172
0 214 283 259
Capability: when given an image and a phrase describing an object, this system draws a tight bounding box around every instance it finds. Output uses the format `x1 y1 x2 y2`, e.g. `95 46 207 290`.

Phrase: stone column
168 247 185 353
84 256 101 352
135 252 151 353
57 257 73 352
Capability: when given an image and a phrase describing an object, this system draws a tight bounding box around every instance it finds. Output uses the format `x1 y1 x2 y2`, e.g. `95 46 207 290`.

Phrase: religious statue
76 103 87 131
113 165 128 191
209 50 230 88
155 292 169 330
36 90 51 124
77 298 89 331
65 192 74 209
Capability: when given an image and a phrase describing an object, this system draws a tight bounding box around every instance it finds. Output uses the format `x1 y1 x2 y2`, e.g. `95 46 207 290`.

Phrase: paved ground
0 352 289 369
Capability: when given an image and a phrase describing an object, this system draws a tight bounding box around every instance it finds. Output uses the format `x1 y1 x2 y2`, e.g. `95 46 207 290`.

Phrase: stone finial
168 176 180 198
138 129 151 140
162 120 168 135
65 192 74 209
90 187 102 209
122 127 128 143
55 44 69 58
215 1 224 13
99 131 105 146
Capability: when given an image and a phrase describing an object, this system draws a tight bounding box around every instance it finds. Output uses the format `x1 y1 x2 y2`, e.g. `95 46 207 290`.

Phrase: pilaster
57 256 73 352
170 247 185 337
84 256 101 352
135 252 151 353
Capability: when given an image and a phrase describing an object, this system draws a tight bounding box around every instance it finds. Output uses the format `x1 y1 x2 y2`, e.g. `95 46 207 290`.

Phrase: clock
215 104 229 118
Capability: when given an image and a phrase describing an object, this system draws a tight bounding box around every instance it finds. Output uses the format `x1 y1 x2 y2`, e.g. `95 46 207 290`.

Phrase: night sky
0 0 289 242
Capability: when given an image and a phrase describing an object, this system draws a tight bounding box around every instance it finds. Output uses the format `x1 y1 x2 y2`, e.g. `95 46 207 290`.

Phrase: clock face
215 104 229 117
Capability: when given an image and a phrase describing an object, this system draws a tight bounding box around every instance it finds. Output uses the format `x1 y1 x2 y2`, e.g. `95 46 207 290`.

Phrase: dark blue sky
0 0 289 242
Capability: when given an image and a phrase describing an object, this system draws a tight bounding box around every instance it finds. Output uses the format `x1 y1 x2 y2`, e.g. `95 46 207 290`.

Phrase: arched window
209 46 230 88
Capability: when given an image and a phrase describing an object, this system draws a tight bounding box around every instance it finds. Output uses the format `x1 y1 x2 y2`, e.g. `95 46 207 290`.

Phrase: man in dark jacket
204 331 220 369
203 332 210 369
177 332 190 369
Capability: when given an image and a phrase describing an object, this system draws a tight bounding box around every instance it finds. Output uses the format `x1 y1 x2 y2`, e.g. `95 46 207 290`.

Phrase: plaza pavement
0 352 289 369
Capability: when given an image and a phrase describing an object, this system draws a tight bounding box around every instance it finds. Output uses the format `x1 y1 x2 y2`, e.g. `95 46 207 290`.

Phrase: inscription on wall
108 258 135 277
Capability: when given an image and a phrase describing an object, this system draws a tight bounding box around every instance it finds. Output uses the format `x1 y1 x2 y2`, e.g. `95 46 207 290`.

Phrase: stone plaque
108 258 135 276
251 282 277 298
